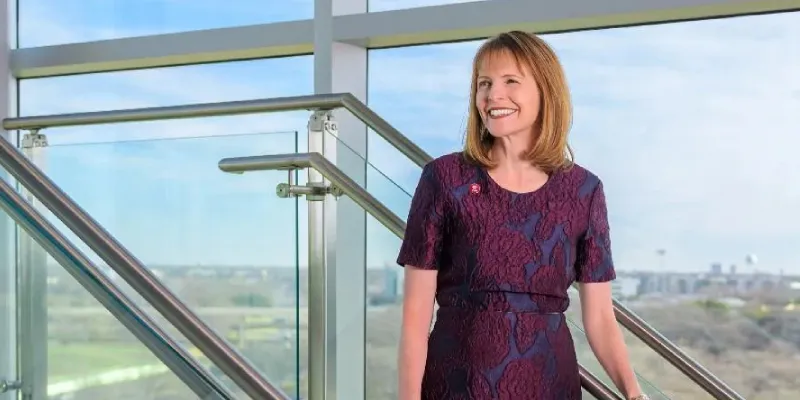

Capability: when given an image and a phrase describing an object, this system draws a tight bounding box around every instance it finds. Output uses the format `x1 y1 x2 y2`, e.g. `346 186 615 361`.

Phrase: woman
396 31 648 400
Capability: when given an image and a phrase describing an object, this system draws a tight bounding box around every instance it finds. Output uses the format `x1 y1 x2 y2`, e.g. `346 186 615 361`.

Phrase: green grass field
47 323 290 383
48 342 164 382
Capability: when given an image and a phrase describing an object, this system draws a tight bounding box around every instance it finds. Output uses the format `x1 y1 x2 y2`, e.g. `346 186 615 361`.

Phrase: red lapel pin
469 183 481 194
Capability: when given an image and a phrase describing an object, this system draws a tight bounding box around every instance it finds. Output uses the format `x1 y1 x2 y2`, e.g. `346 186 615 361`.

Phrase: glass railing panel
45 270 201 400
565 289 714 399
366 132 422 197
566 311 669 400
314 132 674 399
316 132 408 399
24 131 302 398
0 196 14 395
364 211 405 400
13 219 200 399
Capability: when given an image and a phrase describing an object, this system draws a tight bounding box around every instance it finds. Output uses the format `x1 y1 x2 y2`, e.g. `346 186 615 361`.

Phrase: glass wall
17 57 313 398
366 11 800 400
17 0 314 47
12 0 800 398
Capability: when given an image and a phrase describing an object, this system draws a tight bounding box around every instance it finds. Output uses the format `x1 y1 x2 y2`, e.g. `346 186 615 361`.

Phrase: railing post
311 0 336 394
307 111 339 400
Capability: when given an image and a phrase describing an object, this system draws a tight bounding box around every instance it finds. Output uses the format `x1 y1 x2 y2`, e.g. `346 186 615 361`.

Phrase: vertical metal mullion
0 0 20 395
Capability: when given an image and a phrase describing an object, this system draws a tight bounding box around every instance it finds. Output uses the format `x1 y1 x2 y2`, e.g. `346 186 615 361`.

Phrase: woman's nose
487 86 506 101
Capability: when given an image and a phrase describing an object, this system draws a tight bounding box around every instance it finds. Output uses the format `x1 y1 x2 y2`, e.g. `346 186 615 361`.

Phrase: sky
9 1 800 274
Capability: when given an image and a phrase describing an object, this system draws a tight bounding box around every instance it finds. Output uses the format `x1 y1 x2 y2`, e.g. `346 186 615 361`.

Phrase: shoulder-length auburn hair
463 31 574 173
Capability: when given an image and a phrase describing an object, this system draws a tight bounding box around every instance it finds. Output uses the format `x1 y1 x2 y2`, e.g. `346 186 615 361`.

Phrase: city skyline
11 1 800 273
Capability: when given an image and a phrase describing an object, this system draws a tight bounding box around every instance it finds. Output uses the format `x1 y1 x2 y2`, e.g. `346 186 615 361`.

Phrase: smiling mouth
487 108 517 118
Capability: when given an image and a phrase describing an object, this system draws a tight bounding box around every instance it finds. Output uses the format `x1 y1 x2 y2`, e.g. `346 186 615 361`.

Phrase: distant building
619 270 795 297
611 277 639 299
710 262 723 275
382 267 399 300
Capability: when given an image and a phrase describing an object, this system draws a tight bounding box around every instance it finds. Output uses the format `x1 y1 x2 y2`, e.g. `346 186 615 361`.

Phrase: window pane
368 12 800 399
16 227 199 399
18 57 314 398
369 0 486 13
37 132 302 398
19 57 312 145
18 0 314 47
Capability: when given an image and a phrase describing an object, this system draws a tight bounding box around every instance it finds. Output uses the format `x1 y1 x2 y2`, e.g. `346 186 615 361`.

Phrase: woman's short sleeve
396 163 447 270
575 181 617 283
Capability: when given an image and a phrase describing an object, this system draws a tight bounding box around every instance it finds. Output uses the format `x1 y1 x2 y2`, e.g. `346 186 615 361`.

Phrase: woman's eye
506 79 518 84
478 81 490 88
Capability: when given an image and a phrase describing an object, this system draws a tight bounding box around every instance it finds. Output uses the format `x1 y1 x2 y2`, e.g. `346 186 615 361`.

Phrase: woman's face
475 52 541 140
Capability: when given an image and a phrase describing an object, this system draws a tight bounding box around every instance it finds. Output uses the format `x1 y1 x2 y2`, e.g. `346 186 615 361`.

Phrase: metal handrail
220 152 404 239
579 366 624 400
0 177 234 400
1 92 432 168
0 136 290 400
2 91 741 399
219 152 625 399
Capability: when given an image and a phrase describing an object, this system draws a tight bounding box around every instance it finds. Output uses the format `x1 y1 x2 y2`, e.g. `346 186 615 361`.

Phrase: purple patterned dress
397 152 616 400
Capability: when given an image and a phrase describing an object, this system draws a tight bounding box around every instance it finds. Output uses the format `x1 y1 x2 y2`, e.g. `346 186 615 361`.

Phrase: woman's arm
398 266 437 400
574 178 645 399
579 281 642 399
395 162 448 399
